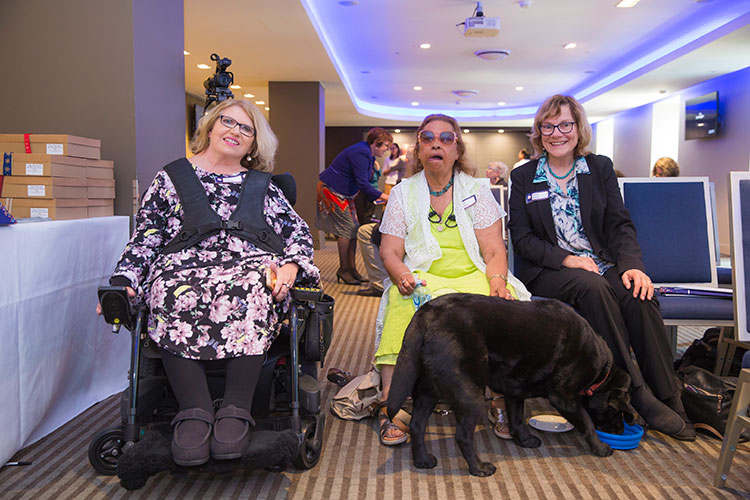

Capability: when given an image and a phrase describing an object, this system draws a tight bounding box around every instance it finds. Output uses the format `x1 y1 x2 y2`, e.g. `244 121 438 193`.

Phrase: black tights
160 349 264 413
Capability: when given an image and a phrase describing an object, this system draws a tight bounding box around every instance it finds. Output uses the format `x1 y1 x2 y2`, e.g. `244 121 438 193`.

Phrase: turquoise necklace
548 163 575 180
429 173 454 197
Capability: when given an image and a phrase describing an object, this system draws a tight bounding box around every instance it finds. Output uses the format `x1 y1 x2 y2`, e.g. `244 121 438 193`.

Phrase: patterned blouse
533 154 613 275
111 163 320 360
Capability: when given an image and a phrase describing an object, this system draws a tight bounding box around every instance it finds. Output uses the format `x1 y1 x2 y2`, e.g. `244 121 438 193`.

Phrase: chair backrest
729 172 750 342
618 177 718 287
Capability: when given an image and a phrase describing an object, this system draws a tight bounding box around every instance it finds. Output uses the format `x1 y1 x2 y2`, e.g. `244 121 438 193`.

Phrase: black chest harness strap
161 158 285 255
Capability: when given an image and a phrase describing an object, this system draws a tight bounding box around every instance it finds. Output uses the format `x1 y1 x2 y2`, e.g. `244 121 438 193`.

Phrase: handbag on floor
679 365 747 440
330 369 381 420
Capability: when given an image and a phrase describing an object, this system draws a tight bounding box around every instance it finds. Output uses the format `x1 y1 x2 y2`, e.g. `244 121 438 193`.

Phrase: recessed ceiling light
183 50 190 56
265 107 270 111
497 129 505 134
475 50 510 61
515 86 524 91
584 70 596 74
463 129 470 134
497 101 506 106
244 93 255 98
564 42 577 50
413 86 422 91
339 0 358 5
419 43 431 49
394 129 401 133
411 101 419 106
230 85 241 89
615 0 640 7
361 70 371 74
197 64 210 69
255 100 265 105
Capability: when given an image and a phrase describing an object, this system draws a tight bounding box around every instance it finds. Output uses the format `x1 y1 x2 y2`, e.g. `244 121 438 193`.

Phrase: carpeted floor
2 245 749 499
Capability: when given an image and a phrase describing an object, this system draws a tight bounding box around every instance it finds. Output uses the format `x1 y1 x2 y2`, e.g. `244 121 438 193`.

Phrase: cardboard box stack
0 134 115 220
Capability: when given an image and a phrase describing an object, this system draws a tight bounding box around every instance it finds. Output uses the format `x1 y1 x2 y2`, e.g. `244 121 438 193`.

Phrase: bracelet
488 273 507 282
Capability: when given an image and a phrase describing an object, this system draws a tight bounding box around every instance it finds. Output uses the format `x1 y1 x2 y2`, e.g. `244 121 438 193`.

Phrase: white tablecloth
0 216 131 466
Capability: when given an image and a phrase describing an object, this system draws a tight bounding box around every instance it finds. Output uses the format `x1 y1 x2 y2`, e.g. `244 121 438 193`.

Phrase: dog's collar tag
526 190 549 204
461 194 477 209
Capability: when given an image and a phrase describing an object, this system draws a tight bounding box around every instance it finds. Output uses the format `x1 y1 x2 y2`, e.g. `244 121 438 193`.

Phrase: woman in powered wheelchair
92 99 332 485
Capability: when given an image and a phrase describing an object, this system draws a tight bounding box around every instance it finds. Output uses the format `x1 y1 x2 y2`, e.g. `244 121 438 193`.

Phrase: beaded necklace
547 163 575 180
428 173 454 197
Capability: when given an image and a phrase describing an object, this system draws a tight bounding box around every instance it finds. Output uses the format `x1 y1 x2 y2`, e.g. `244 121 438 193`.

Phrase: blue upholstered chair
618 177 734 356
714 172 750 375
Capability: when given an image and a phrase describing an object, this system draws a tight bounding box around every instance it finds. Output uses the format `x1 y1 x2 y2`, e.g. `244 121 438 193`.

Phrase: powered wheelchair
89 284 334 490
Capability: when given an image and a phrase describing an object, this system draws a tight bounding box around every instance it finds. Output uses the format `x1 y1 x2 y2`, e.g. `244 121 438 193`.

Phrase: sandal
327 367 354 387
378 406 408 446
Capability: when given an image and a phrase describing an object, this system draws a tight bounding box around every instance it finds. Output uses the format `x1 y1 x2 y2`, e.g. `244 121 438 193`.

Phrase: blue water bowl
595 422 644 450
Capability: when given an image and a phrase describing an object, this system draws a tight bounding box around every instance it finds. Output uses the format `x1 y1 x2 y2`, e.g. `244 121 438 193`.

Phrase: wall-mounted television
685 91 719 140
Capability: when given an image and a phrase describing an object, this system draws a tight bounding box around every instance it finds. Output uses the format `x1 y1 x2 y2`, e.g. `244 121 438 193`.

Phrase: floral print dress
111 163 320 360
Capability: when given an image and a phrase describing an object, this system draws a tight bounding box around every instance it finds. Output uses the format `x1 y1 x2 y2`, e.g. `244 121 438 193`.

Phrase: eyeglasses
418 130 457 146
428 208 457 228
218 115 256 137
539 121 575 136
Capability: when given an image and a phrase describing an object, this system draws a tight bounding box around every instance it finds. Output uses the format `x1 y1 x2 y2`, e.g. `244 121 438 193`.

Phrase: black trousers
528 266 679 400
160 349 264 413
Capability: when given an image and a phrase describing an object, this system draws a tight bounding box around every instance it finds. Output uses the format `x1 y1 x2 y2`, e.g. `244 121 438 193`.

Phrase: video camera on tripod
203 53 234 109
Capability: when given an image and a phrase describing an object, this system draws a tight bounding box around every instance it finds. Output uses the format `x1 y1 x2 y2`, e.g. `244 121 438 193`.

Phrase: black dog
387 294 637 477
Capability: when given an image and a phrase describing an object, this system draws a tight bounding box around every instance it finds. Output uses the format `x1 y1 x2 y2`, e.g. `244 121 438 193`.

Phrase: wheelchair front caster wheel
292 416 324 470
89 427 126 475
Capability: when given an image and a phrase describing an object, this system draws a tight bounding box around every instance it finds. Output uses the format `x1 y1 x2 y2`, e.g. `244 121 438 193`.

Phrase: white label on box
46 143 64 155
30 207 49 218
28 185 46 197
25 163 44 175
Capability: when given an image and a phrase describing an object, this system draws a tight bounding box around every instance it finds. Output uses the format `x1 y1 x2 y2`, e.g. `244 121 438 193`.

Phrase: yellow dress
374 202 519 367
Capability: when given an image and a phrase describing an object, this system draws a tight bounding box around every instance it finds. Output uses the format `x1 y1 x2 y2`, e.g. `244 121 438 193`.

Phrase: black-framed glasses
418 130 457 146
428 208 457 228
219 115 256 137
539 121 575 136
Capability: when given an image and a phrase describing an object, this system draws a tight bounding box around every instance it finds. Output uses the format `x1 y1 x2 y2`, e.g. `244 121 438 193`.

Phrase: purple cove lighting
300 0 750 122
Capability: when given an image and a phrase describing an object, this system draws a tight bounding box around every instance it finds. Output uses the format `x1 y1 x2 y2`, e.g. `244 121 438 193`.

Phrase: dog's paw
469 461 496 477
592 443 613 457
414 454 438 469
515 435 542 448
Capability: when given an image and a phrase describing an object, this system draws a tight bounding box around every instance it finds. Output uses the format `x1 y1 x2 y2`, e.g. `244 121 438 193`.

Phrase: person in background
508 94 695 441
512 148 531 169
382 143 406 197
318 128 391 285
356 222 387 297
354 159 382 226
100 99 319 466
486 161 509 187
652 157 680 177
374 113 531 446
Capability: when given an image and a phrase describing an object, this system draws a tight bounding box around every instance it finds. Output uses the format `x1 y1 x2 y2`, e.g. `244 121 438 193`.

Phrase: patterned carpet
1 245 749 499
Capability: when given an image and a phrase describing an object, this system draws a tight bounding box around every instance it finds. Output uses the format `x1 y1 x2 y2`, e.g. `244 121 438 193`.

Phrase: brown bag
330 369 381 420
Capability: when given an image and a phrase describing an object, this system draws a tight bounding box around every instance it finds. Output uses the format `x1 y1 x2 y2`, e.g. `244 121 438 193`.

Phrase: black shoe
171 408 214 466
631 386 685 435
671 420 697 441
356 287 383 297
662 394 697 441
210 405 254 460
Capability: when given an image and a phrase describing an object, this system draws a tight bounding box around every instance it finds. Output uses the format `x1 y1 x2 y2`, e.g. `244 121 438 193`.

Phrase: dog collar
580 365 610 397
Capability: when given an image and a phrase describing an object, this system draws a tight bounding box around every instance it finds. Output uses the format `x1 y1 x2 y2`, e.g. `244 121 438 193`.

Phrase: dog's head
584 365 637 434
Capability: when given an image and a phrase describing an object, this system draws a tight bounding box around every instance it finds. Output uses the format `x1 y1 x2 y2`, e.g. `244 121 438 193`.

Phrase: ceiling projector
463 2 500 37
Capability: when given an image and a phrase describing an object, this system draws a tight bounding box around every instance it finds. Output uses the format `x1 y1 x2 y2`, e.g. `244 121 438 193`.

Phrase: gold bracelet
488 273 507 282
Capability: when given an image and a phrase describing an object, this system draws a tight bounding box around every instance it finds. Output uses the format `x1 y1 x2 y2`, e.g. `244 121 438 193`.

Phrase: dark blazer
508 153 644 285
319 141 382 201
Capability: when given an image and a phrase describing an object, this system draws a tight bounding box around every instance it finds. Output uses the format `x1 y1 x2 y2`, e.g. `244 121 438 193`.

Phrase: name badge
461 194 477 209
218 173 243 184
526 190 549 204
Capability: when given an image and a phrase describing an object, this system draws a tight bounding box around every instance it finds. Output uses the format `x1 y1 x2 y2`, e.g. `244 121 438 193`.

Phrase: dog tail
386 311 426 421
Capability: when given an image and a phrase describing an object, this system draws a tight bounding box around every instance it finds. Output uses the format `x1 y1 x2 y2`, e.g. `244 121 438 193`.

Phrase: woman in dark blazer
508 94 694 440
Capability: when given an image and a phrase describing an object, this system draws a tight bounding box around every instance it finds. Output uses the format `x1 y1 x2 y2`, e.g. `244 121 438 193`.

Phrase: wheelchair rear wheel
292 415 324 470
88 427 125 475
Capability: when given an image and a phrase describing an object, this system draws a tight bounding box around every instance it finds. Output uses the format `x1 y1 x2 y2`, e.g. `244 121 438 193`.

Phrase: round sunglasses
418 130 457 146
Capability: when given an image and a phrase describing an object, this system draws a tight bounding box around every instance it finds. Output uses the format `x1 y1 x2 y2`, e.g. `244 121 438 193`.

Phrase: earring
246 154 253 162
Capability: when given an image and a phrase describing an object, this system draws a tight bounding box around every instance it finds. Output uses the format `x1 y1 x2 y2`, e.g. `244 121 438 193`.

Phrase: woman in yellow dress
374 114 530 445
